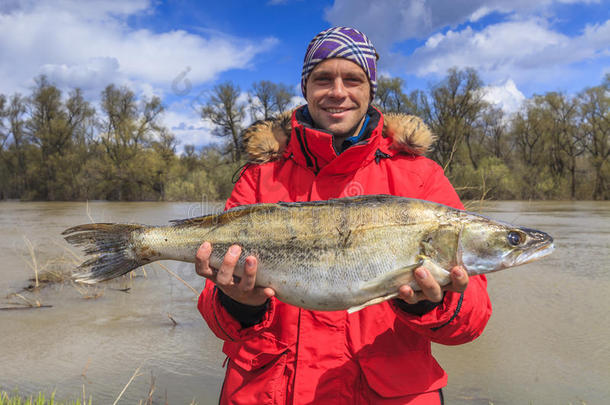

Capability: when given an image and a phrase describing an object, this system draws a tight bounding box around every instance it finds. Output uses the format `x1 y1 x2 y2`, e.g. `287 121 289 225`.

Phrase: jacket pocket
358 350 445 398
221 334 291 405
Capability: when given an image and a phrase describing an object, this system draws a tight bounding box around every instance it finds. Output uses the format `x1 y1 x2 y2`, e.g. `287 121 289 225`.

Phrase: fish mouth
514 241 555 266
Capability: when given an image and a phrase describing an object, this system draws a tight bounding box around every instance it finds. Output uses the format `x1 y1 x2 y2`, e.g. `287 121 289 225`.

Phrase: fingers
224 253 274 306
398 285 422 304
238 256 257 292
413 267 443 302
194 243 274 306
398 265 470 305
216 245 241 286
236 257 275 302
262 287 276 299
397 267 443 304
195 242 213 278
449 266 469 293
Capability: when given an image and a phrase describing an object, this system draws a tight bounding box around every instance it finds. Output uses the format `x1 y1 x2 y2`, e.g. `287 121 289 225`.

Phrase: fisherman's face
305 58 370 140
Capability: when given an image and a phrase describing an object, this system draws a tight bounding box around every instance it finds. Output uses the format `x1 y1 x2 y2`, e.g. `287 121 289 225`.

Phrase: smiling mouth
323 107 351 113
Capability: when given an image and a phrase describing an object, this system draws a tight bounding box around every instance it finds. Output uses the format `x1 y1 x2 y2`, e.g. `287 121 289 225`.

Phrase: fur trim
243 110 435 164
382 113 436 156
242 111 292 164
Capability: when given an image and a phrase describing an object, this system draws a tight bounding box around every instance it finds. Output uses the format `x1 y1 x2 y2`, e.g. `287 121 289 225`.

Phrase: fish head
459 218 554 275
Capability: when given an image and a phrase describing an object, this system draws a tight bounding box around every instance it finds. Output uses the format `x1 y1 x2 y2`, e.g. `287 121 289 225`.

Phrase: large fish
63 195 554 313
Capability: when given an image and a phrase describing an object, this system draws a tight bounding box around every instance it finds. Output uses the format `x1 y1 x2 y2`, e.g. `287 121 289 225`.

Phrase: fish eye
507 231 522 246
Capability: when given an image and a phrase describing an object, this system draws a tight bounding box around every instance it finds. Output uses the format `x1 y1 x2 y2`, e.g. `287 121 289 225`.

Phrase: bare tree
375 77 413 114
201 82 245 162
544 92 584 199
512 106 545 167
249 81 295 120
27 76 94 199
249 80 276 121
9 94 31 194
100 84 164 199
273 83 294 116
416 68 486 172
479 107 508 159
579 78 610 200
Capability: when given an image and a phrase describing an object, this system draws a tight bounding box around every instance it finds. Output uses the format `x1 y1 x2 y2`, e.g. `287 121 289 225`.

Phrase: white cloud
325 0 607 65
290 95 306 109
324 0 597 52
469 6 493 22
406 20 559 75
404 19 610 81
30 0 151 17
0 0 278 149
0 0 277 97
481 79 526 113
38 57 121 96
324 0 609 96
161 103 217 153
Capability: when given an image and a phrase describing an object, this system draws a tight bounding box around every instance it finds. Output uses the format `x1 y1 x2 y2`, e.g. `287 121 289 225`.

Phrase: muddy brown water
0 201 608 404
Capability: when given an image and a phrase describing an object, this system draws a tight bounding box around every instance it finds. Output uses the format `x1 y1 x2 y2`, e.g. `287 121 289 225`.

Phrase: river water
0 201 608 404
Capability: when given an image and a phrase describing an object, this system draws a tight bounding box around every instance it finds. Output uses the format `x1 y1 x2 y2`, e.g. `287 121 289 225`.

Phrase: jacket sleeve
198 282 279 342
197 164 279 342
391 275 492 345
392 160 492 344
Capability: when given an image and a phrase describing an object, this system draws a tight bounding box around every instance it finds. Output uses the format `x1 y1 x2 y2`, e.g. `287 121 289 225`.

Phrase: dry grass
20 238 81 289
70 282 105 300
8 221 200 314
0 292 52 311
23 236 39 288
154 262 199 296
112 365 143 405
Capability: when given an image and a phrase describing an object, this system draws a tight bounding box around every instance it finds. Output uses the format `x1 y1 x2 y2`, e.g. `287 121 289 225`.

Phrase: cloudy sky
1 0 608 149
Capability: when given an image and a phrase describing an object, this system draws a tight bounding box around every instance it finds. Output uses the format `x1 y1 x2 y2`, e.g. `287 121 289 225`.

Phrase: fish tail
62 223 146 283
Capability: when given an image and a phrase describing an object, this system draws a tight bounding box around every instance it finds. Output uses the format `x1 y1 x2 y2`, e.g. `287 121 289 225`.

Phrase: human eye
344 75 365 85
313 74 332 83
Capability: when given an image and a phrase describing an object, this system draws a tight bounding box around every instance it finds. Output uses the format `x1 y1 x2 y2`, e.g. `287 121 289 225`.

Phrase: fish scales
63 195 554 312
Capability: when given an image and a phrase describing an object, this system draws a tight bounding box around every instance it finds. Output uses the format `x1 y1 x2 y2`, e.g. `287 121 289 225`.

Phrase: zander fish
63 195 554 313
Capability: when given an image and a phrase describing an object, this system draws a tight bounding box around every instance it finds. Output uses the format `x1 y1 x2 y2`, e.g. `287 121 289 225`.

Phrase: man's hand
195 242 275 307
398 266 468 304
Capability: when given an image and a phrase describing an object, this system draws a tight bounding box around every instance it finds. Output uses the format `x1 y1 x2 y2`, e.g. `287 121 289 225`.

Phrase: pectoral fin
420 258 452 287
351 258 452 314
360 260 423 292
456 225 466 269
347 292 399 314
360 256 452 293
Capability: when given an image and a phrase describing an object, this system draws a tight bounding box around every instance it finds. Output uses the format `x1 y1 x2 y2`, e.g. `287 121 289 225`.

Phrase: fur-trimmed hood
242 109 436 164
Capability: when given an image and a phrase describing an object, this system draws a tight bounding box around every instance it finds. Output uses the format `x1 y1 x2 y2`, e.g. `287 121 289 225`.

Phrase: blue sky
1 0 608 150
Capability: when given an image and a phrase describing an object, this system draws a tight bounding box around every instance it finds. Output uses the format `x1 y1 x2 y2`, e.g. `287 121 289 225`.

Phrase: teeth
326 108 346 113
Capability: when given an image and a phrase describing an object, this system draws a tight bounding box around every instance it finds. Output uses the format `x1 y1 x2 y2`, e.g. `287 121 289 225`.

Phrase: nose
328 78 347 98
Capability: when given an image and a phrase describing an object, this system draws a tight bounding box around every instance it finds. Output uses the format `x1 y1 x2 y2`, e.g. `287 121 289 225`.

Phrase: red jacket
199 107 492 405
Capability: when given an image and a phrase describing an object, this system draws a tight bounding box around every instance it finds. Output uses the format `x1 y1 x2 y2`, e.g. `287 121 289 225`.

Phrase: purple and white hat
301 26 379 100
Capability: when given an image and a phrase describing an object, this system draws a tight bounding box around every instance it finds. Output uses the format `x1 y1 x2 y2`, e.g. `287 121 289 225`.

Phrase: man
195 27 492 405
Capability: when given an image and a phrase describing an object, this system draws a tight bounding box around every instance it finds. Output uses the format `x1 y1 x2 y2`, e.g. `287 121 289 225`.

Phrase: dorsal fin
170 195 409 227
170 203 280 227
276 194 406 208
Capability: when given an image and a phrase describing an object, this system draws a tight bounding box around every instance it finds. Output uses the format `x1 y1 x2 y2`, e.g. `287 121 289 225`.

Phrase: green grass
0 391 91 405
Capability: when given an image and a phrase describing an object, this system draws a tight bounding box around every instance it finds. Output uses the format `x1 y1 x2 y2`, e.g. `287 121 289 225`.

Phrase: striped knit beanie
301 26 379 100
